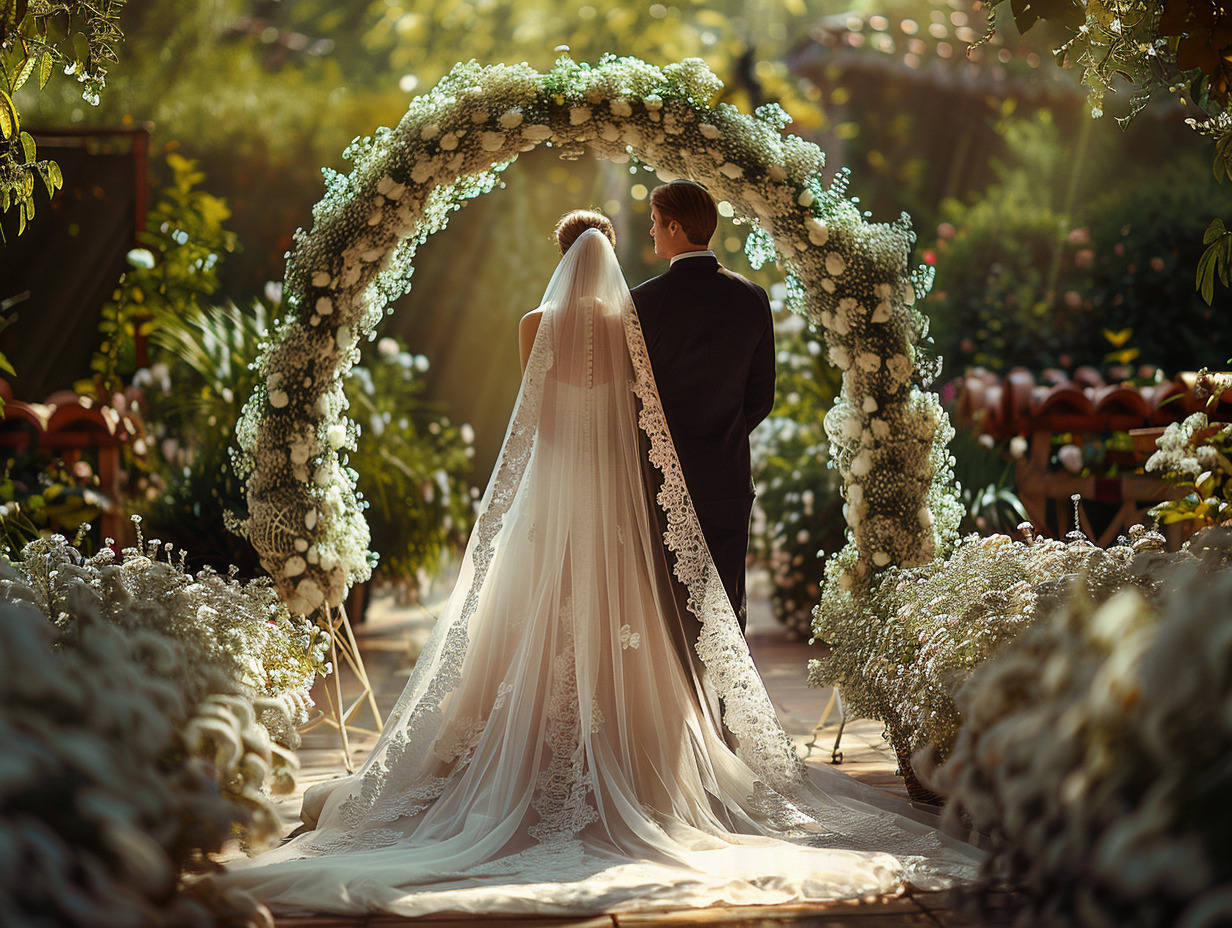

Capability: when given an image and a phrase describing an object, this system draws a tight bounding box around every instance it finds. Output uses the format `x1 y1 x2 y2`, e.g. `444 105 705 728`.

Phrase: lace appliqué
528 598 599 844
433 715 487 765
747 780 821 837
624 305 806 796
619 624 641 649
333 326 555 832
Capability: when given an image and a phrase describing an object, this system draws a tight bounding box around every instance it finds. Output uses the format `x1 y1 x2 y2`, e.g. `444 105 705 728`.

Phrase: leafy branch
976 0 1232 305
0 0 126 237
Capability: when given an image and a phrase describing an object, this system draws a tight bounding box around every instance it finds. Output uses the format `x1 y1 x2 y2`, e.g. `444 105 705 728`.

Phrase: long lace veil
225 228 977 917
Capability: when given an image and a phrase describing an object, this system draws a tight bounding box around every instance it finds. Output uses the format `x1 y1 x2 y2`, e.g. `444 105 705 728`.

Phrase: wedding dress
221 229 979 917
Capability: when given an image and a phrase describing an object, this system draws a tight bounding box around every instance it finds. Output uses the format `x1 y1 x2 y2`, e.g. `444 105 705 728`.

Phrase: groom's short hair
650 180 717 247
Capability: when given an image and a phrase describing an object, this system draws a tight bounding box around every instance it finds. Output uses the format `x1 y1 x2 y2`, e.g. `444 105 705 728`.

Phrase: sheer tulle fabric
220 230 978 916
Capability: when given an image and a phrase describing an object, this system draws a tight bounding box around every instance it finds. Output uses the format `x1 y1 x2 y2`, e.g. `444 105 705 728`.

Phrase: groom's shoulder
629 269 669 302
716 264 771 307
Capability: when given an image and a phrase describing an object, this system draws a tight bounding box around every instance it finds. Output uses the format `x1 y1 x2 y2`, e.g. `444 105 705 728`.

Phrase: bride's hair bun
555 209 616 255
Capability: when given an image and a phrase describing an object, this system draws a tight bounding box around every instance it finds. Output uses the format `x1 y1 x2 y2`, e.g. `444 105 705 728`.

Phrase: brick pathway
251 569 1018 928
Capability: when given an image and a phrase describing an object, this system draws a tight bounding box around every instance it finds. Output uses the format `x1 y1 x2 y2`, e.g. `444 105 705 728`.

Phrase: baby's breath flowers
237 53 958 614
0 530 326 925
931 526 1232 928
809 523 1171 768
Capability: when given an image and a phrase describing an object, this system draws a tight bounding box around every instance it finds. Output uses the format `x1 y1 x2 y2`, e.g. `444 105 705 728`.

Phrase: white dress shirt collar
669 249 716 266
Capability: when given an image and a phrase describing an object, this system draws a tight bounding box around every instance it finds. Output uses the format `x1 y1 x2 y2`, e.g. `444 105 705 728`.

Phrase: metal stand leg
297 602 384 773
803 688 847 765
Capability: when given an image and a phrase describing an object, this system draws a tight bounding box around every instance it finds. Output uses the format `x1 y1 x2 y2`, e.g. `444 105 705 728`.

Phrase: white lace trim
331 321 556 832
623 305 807 796
528 598 600 844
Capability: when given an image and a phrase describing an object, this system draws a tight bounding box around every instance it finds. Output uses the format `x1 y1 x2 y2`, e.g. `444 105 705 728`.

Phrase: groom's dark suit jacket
631 255 775 631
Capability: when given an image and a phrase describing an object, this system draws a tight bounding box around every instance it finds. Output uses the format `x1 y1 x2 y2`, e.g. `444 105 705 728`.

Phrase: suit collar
667 252 719 270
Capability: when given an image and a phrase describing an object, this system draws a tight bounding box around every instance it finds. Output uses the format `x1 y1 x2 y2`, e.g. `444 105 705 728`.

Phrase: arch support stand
300 603 384 773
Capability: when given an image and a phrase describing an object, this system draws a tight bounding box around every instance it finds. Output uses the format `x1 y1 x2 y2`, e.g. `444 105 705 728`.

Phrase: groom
631 180 775 633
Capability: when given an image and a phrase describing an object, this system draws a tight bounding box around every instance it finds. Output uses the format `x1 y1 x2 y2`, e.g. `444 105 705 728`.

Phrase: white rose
290 441 312 465
295 578 325 611
887 354 911 381
806 216 829 246
411 159 438 185
856 352 880 372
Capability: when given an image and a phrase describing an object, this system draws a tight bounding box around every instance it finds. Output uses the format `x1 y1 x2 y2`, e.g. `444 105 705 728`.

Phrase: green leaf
18 130 34 164
71 30 90 66
39 50 52 89
0 86 16 139
12 54 35 92
1197 245 1218 305
1204 218 1227 245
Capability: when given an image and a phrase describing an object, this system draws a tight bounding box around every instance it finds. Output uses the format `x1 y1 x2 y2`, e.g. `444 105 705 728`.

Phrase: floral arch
236 55 962 617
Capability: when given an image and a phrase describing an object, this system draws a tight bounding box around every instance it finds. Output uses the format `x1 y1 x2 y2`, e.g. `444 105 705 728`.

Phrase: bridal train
218 230 979 917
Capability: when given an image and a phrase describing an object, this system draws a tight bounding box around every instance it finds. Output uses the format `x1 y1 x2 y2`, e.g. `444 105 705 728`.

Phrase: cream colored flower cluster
0 531 326 924
932 526 1232 926
809 524 1172 765
237 53 958 612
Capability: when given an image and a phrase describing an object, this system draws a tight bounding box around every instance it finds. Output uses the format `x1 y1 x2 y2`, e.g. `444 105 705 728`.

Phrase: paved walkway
256 570 1018 928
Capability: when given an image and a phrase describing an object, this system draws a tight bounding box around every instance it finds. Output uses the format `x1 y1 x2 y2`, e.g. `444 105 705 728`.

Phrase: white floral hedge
236 54 962 615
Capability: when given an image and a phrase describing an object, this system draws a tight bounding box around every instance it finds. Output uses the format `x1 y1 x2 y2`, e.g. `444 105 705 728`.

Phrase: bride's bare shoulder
518 308 545 372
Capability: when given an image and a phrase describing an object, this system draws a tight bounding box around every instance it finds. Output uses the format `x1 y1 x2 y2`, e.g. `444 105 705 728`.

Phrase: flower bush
1146 371 1232 529
0 453 111 554
809 523 1170 769
931 526 1232 927
0 530 327 926
237 53 961 615
346 335 476 587
750 312 845 635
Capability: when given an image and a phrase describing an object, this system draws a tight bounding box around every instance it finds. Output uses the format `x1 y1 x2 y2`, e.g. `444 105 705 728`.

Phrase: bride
220 212 979 917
